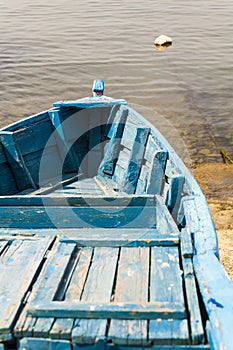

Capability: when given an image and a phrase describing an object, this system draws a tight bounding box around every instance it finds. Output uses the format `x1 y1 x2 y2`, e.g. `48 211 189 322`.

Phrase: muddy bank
192 163 233 280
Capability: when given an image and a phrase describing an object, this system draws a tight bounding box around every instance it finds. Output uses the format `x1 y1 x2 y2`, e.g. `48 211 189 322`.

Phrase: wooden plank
0 143 8 164
87 109 102 177
0 194 155 206
135 165 149 194
0 131 37 191
105 345 210 350
50 247 93 340
1 227 177 240
120 122 139 150
105 104 120 137
0 205 156 229
181 260 204 344
95 175 120 195
19 337 71 350
112 163 126 185
54 177 104 196
180 223 204 346
147 150 168 195
29 301 185 319
115 147 131 170
108 247 149 346
155 195 180 235
15 241 76 338
182 197 218 256
28 173 81 196
144 134 160 163
149 246 189 345
120 128 150 194
0 237 52 341
30 146 64 186
0 162 19 195
193 252 233 350
180 227 193 258
98 106 128 176
65 247 93 300
48 109 81 173
72 247 119 345
60 229 179 247
165 176 185 221
13 117 54 156
165 159 182 179
32 242 78 338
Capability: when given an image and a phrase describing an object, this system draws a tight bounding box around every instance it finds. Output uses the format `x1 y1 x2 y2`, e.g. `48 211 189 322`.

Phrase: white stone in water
154 35 172 46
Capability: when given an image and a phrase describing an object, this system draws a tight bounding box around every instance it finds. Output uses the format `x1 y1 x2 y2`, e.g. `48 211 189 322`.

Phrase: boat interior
0 102 217 349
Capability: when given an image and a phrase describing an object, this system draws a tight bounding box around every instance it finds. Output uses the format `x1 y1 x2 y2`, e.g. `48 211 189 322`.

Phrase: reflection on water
0 0 232 163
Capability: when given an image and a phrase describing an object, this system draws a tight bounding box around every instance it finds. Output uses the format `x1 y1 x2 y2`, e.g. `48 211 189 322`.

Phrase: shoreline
191 163 233 280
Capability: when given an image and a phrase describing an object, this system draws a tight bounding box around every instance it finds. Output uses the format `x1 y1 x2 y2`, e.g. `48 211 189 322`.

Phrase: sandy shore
192 163 233 280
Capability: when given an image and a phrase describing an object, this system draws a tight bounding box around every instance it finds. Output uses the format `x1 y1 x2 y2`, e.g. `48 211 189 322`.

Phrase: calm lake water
0 0 232 165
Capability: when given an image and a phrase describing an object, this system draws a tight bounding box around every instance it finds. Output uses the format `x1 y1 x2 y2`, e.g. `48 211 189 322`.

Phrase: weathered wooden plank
19 337 71 350
50 247 93 340
0 143 8 164
0 131 37 191
182 197 218 256
155 195 180 235
115 147 131 170
72 247 119 345
28 173 81 196
15 241 76 338
120 128 150 194
112 163 126 185
0 194 154 206
149 246 189 345
0 162 19 195
144 134 160 163
98 106 128 176
108 247 149 345
65 247 93 300
54 177 104 196
13 118 54 156
135 165 149 194
0 205 156 229
193 252 233 350
87 110 102 177
165 175 185 221
165 159 182 179
180 221 204 345
120 122 140 150
105 104 121 137
105 345 210 350
32 242 78 338
48 109 81 173
1 227 177 241
147 150 168 195
182 258 204 344
180 227 193 258
60 229 179 247
0 237 52 341
12 138 64 189
95 175 120 195
29 301 185 319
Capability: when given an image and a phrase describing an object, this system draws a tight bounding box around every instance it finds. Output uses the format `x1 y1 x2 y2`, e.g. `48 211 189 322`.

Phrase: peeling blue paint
208 298 224 308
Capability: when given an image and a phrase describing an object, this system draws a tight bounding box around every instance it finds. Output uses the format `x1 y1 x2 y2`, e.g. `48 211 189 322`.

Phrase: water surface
0 0 232 164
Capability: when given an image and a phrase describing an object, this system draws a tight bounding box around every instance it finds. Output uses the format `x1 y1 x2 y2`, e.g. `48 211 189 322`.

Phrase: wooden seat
0 192 205 349
11 236 203 347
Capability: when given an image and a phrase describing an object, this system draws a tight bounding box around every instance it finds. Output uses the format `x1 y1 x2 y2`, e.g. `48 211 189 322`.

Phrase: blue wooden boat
0 80 232 350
